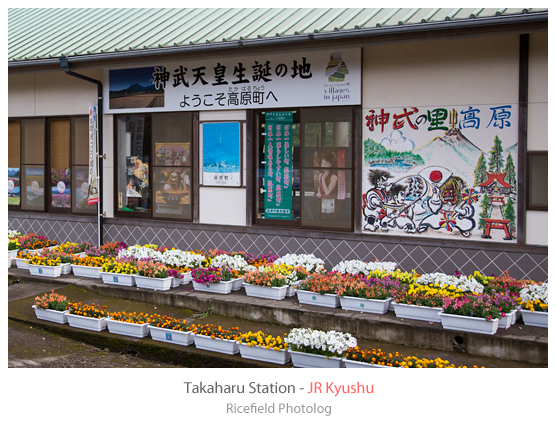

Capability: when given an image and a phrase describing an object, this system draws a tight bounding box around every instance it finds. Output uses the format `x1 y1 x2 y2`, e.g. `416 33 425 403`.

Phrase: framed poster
201 122 241 187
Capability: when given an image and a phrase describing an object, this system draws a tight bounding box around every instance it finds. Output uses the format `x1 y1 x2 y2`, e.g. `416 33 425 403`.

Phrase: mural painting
362 105 518 242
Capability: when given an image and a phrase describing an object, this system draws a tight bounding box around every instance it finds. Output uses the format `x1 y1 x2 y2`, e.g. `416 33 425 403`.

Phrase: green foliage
363 139 424 166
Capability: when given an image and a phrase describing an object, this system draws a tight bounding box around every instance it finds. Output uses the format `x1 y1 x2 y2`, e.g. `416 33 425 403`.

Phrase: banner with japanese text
362 104 518 243
87 103 99 206
264 111 293 220
106 48 360 113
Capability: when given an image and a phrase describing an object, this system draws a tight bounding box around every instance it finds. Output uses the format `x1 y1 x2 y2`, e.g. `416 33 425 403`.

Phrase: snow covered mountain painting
362 105 518 243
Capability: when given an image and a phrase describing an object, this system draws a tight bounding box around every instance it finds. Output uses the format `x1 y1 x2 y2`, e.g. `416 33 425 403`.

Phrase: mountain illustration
413 127 482 177
503 142 518 158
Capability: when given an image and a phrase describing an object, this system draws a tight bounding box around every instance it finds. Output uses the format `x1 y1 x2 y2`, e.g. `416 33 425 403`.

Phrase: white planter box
66 313 109 331
232 277 243 291
340 296 392 314
8 249 18 259
286 280 302 297
192 280 233 294
15 258 29 269
289 350 344 368
498 309 517 329
8 258 12 268
296 290 340 308
193 334 239 355
106 318 149 338
343 359 394 368
439 312 499 335
148 325 194 346
392 302 443 323
244 283 289 300
180 272 192 284
29 264 62 277
32 305 68 324
135 275 173 291
60 263 72 274
520 310 548 328
100 272 136 286
171 277 181 288
71 264 103 278
239 343 291 365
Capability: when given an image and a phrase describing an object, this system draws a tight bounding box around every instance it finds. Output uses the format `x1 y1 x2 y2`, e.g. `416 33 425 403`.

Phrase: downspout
59 55 104 245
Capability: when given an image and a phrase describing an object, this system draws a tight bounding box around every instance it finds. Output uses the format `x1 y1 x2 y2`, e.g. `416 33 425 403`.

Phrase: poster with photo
126 156 149 200
155 142 191 166
202 122 241 187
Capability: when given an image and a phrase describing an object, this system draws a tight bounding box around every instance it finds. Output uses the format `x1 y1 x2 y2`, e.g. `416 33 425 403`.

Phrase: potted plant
296 272 343 308
134 259 173 290
66 301 110 331
191 267 233 294
27 254 64 277
242 268 289 300
8 237 20 259
32 291 70 324
15 250 33 269
439 294 502 334
100 258 138 286
391 283 452 323
105 311 151 338
237 331 291 365
518 282 548 327
343 346 404 368
285 327 357 368
71 255 109 278
148 314 197 346
41 250 75 274
192 323 241 355
337 276 393 314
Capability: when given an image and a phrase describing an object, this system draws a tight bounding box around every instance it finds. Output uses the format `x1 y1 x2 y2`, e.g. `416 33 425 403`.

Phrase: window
527 151 548 210
115 112 193 220
8 117 94 214
255 107 354 230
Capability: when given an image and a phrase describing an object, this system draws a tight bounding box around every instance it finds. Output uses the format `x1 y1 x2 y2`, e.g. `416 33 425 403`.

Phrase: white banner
88 103 99 206
106 48 361 113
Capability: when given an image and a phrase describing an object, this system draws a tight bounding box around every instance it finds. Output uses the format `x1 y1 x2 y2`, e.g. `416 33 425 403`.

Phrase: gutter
59 55 104 246
9 12 548 69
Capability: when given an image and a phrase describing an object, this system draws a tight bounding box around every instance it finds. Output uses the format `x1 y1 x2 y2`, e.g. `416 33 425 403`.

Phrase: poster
264 111 293 220
202 122 241 186
155 142 191 166
126 156 149 202
88 103 99 206
362 104 518 242
155 167 190 205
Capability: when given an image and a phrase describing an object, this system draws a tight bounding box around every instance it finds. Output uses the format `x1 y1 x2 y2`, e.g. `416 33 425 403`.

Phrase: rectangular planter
193 334 239 355
101 272 135 286
29 264 62 278
32 305 68 324
289 350 344 368
71 264 103 278
135 275 173 291
296 290 340 308
60 263 72 274
8 249 18 259
439 312 499 335
192 280 233 294
232 277 243 291
15 258 29 269
66 313 109 331
106 318 149 338
498 309 517 329
148 325 194 346
392 302 443 323
286 280 302 297
244 283 289 300
343 359 394 368
239 343 291 365
520 310 548 328
340 296 392 314
180 272 192 284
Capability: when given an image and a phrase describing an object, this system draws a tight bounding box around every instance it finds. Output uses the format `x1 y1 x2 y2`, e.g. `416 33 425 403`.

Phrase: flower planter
520 310 548 328
8 258 12 268
148 325 194 346
192 280 233 294
71 264 103 278
100 272 135 286
289 350 344 368
8 249 18 259
498 310 517 329
135 275 173 291
244 283 289 300
15 258 29 269
232 277 243 291
296 290 340 308
66 313 109 331
60 263 72 274
171 276 181 288
180 272 192 284
392 302 443 323
29 264 62 278
286 280 304 297
343 359 394 369
32 305 68 324
340 296 392 314
439 312 499 335
106 318 149 338
193 334 239 355
238 343 291 365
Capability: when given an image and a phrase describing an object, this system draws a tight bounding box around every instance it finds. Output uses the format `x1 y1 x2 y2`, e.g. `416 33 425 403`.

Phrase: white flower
161 249 205 269
332 259 397 275
210 254 248 272
416 272 484 294
274 254 325 273
519 282 548 304
285 328 357 355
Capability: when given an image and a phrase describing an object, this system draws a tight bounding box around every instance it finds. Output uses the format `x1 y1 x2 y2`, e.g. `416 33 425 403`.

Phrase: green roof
8 8 548 65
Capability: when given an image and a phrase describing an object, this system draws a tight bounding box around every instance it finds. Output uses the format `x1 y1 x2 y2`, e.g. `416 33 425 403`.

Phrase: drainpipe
59 55 104 246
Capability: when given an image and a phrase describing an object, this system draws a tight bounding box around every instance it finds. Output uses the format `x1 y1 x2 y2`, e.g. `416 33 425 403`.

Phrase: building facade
8 8 548 280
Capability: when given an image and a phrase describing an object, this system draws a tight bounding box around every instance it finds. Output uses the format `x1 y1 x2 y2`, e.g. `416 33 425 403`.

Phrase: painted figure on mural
363 169 393 231
384 183 417 233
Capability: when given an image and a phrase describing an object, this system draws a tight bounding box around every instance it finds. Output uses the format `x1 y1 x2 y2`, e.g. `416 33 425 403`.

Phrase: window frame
526 151 548 211
252 106 356 232
113 111 197 222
